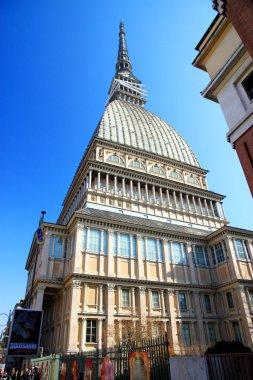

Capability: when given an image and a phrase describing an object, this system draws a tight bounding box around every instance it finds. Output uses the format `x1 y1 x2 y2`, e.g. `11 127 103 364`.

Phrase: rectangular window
194 245 207 267
204 294 212 312
119 234 130 257
235 239 247 260
208 323 216 345
215 242 225 263
122 289 130 307
182 323 191 346
211 246 216 265
226 292 234 309
88 229 107 254
49 235 64 259
178 292 187 311
147 239 158 260
242 71 253 101
249 290 253 306
89 229 101 253
152 291 160 308
82 229 87 251
131 236 137 258
86 320 96 343
232 321 242 342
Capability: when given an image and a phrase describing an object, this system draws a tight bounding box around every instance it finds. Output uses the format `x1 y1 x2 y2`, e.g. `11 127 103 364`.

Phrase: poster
101 355 114 380
71 359 78 380
60 360 67 380
7 309 43 357
84 357 94 380
129 352 150 380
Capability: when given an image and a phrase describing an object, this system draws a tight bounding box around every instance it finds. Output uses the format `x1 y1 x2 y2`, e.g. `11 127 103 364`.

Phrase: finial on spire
107 21 147 107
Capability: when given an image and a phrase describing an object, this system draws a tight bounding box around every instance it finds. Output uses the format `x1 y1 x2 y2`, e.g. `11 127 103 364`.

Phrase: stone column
148 289 152 316
173 191 177 209
97 171 101 190
131 288 136 315
122 177 126 196
106 284 115 347
106 174 109 192
198 197 203 215
180 192 185 210
160 290 166 317
152 185 156 203
130 180 133 198
99 285 103 314
138 182 141 199
114 175 117 195
117 286 121 314
82 283 87 311
160 188 163 205
167 290 180 354
192 196 198 213
68 281 82 352
88 170 92 188
80 318 86 351
186 194 191 212
145 184 149 201
98 319 102 350
35 285 46 309
107 230 115 277
138 287 146 320
74 224 84 273
166 189 170 207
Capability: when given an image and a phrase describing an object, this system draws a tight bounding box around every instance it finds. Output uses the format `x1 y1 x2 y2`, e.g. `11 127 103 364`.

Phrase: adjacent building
24 22 253 355
193 2 253 195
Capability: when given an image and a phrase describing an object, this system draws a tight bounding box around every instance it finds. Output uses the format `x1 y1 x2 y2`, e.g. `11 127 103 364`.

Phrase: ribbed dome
96 100 199 167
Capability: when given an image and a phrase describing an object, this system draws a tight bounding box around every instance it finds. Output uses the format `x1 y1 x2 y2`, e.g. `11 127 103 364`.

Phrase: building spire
107 21 147 107
116 20 132 73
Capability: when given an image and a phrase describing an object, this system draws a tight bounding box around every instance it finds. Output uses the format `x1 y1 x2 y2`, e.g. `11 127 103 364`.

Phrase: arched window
150 165 165 175
129 159 145 170
107 154 124 164
186 176 200 186
168 171 183 180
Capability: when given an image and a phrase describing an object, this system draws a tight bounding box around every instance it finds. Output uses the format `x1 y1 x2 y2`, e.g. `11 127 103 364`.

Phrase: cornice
207 225 253 242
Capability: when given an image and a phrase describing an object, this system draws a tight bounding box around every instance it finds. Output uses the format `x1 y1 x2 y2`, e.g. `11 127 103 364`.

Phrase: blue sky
0 0 252 323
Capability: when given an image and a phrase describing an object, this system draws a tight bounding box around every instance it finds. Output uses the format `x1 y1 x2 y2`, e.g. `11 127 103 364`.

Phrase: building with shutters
24 21 253 355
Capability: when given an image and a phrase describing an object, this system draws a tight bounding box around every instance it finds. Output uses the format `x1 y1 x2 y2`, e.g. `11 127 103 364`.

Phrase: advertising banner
101 355 114 380
7 309 43 357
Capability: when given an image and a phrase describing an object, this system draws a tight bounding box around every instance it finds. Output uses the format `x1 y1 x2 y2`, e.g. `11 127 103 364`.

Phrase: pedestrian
31 367 39 380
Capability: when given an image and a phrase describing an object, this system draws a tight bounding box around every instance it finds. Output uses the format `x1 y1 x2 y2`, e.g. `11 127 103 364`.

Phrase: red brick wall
234 125 253 196
226 0 253 59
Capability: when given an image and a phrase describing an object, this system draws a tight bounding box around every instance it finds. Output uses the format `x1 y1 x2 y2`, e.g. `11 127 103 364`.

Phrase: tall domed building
25 22 253 355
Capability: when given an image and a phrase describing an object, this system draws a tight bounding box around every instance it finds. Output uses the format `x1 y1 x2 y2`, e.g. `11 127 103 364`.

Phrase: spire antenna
106 21 147 107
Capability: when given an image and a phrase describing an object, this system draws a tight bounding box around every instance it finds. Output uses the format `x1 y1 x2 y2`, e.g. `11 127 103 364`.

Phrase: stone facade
24 22 253 355
193 10 253 195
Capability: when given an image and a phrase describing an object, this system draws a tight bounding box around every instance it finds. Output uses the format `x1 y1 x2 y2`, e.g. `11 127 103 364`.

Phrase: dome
96 100 199 167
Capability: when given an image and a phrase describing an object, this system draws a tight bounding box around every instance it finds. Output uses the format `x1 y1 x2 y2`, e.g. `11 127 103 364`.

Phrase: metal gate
59 334 170 380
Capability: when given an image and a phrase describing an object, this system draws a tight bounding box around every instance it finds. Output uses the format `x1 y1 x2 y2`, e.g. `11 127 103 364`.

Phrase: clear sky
0 0 252 325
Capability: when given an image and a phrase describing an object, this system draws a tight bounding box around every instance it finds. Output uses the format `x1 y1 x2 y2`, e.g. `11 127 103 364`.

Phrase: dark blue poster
7 309 43 357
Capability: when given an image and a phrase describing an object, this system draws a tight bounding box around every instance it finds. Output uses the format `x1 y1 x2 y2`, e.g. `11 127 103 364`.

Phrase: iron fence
59 334 170 380
206 353 253 380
